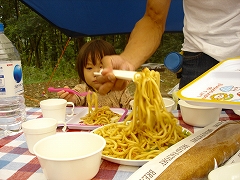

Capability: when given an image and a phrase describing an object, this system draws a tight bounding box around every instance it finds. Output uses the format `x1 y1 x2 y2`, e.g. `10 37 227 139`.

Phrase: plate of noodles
89 68 194 166
66 107 128 130
92 122 192 166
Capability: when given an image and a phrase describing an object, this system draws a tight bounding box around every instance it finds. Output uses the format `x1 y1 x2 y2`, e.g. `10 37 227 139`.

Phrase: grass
23 59 78 84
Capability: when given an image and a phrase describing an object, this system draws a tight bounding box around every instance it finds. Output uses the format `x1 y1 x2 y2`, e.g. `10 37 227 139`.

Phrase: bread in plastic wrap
156 121 240 180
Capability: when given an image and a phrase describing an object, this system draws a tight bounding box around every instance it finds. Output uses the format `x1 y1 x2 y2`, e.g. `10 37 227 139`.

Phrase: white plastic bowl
163 98 175 112
178 100 222 127
129 98 175 112
33 132 106 180
208 163 240 180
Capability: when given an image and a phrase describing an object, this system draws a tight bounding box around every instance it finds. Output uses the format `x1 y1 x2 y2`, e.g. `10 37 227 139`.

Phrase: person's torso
182 0 240 61
74 83 132 109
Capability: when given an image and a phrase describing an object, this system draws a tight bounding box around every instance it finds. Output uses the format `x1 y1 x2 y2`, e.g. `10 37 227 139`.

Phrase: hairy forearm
121 17 163 69
120 0 171 69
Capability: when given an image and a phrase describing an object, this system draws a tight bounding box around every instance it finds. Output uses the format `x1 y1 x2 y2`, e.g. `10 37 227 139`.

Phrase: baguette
156 121 240 180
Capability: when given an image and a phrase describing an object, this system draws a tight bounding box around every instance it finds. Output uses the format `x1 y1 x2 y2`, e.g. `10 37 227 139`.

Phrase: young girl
57 39 133 109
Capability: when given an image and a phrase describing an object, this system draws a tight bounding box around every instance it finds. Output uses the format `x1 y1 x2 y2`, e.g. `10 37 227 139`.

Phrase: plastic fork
94 69 137 81
48 87 90 96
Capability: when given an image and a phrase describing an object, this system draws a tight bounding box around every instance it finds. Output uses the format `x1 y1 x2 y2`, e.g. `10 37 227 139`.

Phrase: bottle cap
164 52 183 73
0 23 4 32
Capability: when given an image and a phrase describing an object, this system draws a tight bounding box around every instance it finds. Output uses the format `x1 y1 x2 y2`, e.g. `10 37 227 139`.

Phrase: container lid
22 118 57 134
177 57 240 109
164 52 183 73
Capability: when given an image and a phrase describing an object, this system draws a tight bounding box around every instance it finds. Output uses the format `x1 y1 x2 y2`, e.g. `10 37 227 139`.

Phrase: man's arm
121 0 171 69
97 0 171 94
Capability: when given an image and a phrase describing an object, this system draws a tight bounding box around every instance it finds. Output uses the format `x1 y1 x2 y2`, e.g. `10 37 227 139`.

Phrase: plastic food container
177 58 240 109
178 100 222 127
33 132 106 180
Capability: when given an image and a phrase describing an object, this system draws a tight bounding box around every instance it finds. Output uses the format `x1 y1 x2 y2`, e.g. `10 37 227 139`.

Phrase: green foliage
148 33 184 64
23 58 78 84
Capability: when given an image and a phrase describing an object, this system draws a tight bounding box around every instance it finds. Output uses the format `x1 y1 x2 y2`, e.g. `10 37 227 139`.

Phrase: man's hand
96 55 135 95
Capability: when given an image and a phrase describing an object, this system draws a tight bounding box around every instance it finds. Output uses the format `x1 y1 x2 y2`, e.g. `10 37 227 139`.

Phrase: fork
94 69 137 81
48 87 90 96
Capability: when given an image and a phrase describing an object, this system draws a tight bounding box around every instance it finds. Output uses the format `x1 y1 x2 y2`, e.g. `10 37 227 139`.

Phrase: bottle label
0 61 24 97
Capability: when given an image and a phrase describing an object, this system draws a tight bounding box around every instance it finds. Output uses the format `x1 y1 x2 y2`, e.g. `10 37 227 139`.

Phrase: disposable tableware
48 87 90 96
94 69 138 81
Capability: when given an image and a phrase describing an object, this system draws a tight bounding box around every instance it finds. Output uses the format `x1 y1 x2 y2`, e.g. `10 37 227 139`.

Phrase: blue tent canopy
20 0 183 37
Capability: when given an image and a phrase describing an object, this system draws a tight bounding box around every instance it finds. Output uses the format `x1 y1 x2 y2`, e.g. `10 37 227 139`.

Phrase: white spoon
94 69 138 81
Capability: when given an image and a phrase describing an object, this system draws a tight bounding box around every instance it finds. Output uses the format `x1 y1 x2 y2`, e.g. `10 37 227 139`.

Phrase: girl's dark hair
76 39 116 87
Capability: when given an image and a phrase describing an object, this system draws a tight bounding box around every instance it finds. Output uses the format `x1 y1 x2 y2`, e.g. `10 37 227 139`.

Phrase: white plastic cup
22 118 66 154
40 99 74 122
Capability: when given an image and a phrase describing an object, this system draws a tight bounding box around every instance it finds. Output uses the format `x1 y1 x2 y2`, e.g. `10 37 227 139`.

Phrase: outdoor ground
24 68 179 107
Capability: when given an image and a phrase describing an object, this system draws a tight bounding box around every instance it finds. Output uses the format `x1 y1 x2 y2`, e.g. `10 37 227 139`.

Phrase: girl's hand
57 86 77 104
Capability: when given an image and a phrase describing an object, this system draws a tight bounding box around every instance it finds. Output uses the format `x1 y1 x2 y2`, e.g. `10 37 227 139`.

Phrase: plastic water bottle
0 23 26 137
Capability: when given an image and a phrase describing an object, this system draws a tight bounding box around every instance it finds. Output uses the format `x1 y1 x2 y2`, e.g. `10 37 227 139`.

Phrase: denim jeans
179 52 219 89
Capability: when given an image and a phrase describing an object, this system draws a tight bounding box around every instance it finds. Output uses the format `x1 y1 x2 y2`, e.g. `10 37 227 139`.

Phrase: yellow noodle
94 68 190 160
81 92 121 125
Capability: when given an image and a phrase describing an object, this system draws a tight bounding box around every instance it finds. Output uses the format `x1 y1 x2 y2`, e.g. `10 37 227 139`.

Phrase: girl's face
84 56 103 91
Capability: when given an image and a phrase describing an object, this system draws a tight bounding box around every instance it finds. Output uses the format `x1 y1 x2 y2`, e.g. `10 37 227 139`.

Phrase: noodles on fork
81 92 121 125
94 68 190 160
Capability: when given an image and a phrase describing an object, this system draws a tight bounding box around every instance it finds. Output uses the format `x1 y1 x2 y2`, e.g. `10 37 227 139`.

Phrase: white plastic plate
177 58 240 109
92 123 192 166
